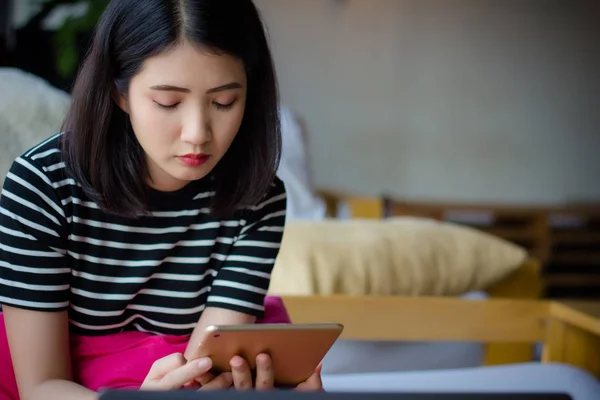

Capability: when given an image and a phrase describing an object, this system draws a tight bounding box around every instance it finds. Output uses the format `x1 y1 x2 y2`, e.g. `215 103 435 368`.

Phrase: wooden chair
282 295 600 379
314 190 547 366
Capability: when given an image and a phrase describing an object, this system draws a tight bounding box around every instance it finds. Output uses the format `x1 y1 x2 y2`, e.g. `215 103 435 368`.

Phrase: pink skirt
0 296 291 400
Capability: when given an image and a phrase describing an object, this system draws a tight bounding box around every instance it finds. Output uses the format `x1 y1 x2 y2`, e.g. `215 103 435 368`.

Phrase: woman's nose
181 111 212 145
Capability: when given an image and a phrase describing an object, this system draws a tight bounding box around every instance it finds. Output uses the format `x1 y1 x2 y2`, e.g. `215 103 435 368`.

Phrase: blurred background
0 0 599 301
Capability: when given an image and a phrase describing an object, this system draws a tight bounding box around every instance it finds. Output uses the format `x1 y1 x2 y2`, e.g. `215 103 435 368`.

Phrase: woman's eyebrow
206 82 243 94
149 85 190 93
149 82 242 94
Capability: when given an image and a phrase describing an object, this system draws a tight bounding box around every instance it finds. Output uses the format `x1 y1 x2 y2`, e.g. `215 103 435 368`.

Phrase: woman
0 0 322 398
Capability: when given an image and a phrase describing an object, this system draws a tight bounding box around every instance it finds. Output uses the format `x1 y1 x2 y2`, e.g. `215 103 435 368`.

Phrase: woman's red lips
179 154 209 167
181 153 207 159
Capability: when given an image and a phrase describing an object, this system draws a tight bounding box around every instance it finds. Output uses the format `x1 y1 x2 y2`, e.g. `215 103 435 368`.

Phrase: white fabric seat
322 362 600 400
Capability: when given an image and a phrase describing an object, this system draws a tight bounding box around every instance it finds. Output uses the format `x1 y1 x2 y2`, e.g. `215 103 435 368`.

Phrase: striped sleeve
206 178 287 318
0 156 71 311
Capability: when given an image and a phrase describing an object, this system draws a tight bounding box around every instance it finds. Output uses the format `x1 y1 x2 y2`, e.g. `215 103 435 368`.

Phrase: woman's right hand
141 353 233 390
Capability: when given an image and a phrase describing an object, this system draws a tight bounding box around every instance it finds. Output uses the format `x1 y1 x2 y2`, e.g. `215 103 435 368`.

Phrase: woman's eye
154 101 179 111
213 100 235 111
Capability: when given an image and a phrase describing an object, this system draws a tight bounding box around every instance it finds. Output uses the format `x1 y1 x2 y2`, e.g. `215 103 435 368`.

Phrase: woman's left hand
229 353 324 391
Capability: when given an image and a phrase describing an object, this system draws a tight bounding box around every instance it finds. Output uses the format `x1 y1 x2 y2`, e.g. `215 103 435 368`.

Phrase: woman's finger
198 372 233 391
230 355 253 390
295 363 324 392
159 357 213 390
183 380 201 390
145 353 187 381
194 371 216 386
254 353 274 391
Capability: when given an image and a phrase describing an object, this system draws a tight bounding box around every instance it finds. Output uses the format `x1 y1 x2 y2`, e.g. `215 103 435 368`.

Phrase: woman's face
119 40 247 192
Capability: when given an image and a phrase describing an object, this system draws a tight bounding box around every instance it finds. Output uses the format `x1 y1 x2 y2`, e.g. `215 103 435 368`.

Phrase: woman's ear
112 87 129 114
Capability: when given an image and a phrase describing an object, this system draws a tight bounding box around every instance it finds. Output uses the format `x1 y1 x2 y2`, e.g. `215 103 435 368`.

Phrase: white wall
255 0 600 205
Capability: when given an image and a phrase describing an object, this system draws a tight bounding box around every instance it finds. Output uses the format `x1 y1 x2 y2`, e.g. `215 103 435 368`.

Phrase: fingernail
231 357 243 367
197 357 211 369
257 354 270 365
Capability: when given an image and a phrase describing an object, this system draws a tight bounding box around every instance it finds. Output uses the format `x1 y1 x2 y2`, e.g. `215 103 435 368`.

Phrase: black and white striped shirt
0 134 287 336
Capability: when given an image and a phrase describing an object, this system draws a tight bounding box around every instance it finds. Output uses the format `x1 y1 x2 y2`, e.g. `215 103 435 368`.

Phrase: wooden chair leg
542 319 600 379
484 259 544 365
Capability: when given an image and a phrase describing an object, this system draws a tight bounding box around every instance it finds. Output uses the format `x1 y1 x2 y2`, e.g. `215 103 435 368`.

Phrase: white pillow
269 217 527 296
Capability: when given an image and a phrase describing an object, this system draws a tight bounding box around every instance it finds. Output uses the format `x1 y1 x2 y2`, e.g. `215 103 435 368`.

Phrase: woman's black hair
61 0 280 218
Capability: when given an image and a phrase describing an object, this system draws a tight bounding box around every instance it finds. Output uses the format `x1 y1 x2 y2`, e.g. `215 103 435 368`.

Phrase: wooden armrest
281 295 548 343
549 301 600 336
281 295 600 378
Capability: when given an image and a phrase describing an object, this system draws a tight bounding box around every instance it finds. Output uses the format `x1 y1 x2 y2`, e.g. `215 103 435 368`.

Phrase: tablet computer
189 322 343 386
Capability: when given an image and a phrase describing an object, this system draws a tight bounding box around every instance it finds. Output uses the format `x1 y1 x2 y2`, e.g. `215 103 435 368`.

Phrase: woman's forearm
184 307 256 360
29 380 97 400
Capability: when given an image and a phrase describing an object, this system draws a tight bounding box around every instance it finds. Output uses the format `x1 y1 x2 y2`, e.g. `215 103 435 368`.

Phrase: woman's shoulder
18 132 64 165
268 176 286 198
3 132 69 197
242 176 287 218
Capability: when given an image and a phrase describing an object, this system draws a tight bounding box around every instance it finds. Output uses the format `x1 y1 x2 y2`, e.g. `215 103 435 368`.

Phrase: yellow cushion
269 217 527 296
